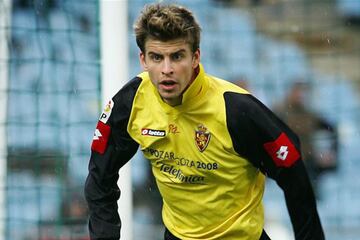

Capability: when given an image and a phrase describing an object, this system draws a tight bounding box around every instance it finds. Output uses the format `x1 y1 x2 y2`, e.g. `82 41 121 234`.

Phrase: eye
150 53 162 62
171 52 183 61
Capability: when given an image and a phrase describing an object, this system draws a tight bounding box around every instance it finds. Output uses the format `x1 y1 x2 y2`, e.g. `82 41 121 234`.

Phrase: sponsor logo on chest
141 128 166 137
140 123 212 153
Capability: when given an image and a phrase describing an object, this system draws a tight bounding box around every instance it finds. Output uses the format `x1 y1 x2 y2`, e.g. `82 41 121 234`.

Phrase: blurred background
0 0 359 239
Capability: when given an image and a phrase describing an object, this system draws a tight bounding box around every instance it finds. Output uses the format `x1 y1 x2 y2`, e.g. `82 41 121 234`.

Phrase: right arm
84 77 142 240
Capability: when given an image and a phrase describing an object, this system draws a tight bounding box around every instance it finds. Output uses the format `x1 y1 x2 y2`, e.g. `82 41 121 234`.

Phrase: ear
139 52 148 71
192 49 200 69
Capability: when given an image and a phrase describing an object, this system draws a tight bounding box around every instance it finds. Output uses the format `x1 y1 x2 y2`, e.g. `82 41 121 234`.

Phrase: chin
160 92 176 99
162 96 175 102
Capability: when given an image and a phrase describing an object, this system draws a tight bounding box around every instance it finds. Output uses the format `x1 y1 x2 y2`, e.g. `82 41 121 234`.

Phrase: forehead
144 38 192 54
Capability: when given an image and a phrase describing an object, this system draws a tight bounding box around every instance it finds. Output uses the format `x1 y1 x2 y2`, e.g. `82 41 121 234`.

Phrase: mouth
159 80 177 90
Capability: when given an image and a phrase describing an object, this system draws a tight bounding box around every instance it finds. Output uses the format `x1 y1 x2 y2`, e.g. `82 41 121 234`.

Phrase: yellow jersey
85 64 324 240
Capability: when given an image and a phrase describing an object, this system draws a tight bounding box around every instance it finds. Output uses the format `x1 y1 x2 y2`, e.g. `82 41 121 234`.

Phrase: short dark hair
134 3 201 53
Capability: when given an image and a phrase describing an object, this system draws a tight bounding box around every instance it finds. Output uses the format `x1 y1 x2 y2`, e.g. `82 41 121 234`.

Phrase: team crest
195 124 211 152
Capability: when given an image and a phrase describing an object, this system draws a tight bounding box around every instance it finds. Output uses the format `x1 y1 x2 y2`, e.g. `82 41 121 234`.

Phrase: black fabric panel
85 77 142 240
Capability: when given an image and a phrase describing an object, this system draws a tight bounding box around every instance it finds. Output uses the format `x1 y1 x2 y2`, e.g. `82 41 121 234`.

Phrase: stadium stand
4 0 360 239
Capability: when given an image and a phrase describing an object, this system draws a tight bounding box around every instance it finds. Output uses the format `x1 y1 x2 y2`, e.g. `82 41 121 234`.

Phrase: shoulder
207 74 250 95
109 76 143 121
223 91 285 138
223 91 268 115
204 73 266 115
113 76 143 103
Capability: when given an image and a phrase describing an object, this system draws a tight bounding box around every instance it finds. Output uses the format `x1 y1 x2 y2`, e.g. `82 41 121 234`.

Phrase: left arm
225 92 325 240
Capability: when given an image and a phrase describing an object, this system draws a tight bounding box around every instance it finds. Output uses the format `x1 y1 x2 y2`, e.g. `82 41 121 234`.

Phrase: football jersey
85 64 324 240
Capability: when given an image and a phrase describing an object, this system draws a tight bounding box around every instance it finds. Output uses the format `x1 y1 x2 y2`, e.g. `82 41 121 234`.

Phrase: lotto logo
276 146 289 161
91 121 111 154
263 133 300 167
141 128 166 137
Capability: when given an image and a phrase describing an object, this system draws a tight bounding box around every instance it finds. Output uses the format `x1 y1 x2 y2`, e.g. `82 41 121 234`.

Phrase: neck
183 65 200 93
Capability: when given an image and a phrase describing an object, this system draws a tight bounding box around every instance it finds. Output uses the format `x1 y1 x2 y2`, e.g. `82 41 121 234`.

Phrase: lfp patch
99 100 114 124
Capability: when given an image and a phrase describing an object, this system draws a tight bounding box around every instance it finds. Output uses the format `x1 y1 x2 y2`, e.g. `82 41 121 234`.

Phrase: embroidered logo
263 133 300 167
91 121 111 154
276 146 289 161
195 124 211 152
141 128 166 137
93 129 102 140
168 124 180 134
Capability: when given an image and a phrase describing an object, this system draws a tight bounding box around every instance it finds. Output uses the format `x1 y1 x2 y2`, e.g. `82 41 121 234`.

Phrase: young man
85 3 325 240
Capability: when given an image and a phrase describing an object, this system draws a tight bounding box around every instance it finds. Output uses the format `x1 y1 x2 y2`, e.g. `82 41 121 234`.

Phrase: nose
161 58 173 75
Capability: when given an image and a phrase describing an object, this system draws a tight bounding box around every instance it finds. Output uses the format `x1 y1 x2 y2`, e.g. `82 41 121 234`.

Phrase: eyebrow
147 49 187 56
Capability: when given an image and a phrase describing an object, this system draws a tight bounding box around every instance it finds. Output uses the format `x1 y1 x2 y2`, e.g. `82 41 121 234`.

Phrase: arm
84 77 142 240
224 92 325 240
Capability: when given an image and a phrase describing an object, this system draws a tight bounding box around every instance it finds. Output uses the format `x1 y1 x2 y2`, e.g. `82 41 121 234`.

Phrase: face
140 38 200 106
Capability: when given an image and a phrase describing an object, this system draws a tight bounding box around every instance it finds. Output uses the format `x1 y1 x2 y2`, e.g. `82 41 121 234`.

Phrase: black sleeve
84 77 141 240
224 92 325 240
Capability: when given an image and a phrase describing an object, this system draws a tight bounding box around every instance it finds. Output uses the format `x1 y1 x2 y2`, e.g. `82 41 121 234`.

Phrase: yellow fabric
128 64 265 240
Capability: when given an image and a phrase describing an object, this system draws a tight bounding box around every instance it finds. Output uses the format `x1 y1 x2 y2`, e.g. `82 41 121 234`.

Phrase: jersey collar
182 63 208 103
137 63 209 113
140 63 209 113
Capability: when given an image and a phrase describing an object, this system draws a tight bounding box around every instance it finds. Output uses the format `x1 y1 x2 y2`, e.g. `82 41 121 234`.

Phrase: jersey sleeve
224 92 325 240
84 77 141 240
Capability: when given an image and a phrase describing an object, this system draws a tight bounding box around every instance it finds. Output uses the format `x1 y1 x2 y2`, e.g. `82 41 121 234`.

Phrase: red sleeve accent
263 132 300 167
91 121 111 154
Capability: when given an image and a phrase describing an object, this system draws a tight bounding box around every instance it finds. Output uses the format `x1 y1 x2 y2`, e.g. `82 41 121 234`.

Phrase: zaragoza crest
195 124 211 152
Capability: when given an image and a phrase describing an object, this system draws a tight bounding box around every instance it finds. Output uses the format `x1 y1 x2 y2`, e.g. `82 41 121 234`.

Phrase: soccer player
85 3 325 240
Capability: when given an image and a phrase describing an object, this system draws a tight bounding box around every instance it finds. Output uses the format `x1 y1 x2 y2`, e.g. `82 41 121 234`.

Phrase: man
85 3 325 240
